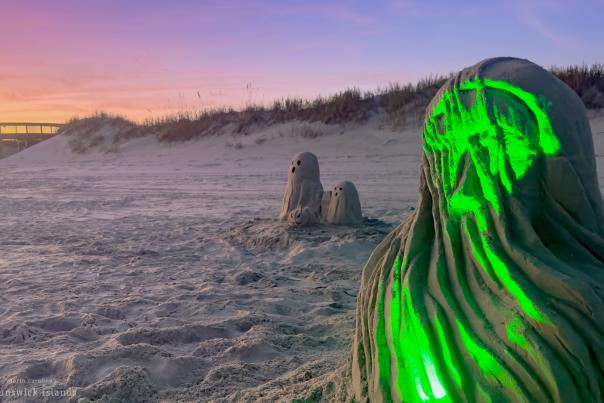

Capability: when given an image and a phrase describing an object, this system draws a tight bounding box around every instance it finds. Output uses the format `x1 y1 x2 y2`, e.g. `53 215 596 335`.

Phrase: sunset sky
1 0 603 123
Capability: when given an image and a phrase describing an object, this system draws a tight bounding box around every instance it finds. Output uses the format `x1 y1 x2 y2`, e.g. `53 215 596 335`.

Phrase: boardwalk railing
0 122 63 140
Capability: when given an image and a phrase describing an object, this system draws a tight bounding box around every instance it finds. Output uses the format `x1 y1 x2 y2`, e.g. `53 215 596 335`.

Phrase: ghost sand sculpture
348 57 604 402
324 181 363 225
280 152 364 226
280 152 324 225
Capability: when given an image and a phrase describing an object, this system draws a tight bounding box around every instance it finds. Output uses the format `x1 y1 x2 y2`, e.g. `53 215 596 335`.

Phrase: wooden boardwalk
0 122 63 141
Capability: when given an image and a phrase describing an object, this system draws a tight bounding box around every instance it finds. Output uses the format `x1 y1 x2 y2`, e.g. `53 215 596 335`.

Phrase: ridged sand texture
350 57 604 402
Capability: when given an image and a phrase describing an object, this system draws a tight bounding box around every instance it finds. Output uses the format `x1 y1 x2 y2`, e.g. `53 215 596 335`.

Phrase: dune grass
61 64 604 143
550 63 604 109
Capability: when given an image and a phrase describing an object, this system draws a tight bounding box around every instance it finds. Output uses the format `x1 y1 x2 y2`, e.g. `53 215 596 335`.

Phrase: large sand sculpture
349 57 604 402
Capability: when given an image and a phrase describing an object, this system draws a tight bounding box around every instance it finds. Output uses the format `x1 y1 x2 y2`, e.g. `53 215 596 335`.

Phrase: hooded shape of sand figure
349 57 604 402
280 152 323 225
324 181 362 225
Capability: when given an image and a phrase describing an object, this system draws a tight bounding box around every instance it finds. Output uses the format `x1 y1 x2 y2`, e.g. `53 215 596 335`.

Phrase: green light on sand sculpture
386 78 561 401
424 77 558 324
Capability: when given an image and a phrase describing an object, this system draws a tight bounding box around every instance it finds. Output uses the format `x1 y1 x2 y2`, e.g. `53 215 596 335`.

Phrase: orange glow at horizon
0 73 392 124
0 1 406 124
2 1 602 124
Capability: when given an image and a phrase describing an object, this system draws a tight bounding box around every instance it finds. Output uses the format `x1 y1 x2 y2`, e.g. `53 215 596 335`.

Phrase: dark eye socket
291 167 296 173
339 187 343 191
297 160 301 165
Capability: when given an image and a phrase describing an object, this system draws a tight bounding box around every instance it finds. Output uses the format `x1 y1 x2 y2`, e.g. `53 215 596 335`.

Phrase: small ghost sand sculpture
324 181 362 225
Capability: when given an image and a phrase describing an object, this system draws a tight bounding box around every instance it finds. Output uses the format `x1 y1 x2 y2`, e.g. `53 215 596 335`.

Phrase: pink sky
1 0 602 123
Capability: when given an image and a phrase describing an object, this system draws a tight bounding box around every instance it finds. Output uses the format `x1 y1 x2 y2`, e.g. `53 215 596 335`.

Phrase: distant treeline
66 64 604 143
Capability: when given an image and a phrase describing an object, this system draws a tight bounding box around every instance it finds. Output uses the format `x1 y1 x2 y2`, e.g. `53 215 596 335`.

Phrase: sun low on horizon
1 0 603 123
